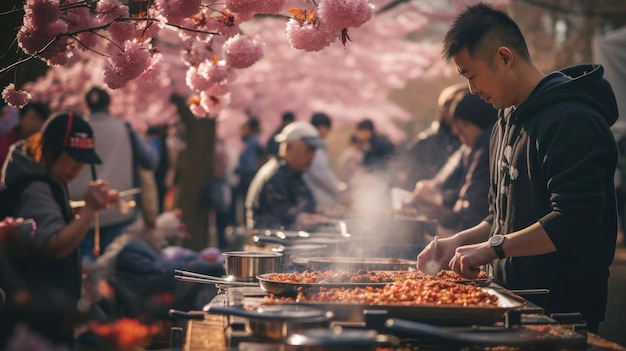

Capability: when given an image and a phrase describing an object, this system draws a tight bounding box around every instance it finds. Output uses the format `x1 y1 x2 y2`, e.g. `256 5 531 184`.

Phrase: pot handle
204 305 269 319
253 235 291 246
169 309 205 321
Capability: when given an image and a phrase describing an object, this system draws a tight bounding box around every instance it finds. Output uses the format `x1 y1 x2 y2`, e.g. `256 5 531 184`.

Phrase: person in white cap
245 121 333 230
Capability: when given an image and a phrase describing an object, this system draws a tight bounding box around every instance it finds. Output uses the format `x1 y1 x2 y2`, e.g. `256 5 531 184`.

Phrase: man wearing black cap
0 112 115 348
245 121 332 230
413 91 497 234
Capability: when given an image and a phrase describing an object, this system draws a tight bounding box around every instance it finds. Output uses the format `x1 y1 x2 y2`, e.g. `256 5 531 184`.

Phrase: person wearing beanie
0 112 117 348
413 90 497 233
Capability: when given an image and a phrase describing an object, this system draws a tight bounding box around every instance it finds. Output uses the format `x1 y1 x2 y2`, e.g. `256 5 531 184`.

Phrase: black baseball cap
42 111 102 164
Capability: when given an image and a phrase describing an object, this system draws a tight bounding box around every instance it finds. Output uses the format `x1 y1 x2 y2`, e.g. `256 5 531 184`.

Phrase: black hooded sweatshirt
486 64 619 323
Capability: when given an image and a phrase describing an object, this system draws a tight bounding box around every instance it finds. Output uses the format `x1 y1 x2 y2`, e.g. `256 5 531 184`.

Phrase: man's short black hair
311 113 331 128
451 92 498 130
248 117 261 133
443 3 530 64
20 102 50 122
85 86 111 112
356 119 374 131
282 111 295 123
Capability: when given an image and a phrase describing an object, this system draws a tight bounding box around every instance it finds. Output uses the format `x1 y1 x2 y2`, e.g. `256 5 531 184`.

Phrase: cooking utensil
271 287 523 326
202 305 334 341
69 188 140 207
253 235 348 248
424 235 439 276
286 327 399 351
509 288 550 295
256 273 393 296
304 257 417 271
175 275 259 286
223 251 282 281
384 318 585 348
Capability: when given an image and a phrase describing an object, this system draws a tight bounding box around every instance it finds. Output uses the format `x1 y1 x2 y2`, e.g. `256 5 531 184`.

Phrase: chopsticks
174 270 259 286
70 188 141 209
90 165 100 257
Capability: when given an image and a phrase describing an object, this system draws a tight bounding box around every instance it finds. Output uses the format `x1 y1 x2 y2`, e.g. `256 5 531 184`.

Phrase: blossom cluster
5 0 375 115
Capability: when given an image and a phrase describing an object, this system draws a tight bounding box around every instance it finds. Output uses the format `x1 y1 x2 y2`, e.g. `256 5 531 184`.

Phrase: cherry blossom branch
0 6 23 16
0 37 60 75
0 15 222 75
164 22 220 35
71 35 109 57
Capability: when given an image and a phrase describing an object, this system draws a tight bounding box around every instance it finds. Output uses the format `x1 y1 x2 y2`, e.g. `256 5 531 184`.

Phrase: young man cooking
417 3 619 333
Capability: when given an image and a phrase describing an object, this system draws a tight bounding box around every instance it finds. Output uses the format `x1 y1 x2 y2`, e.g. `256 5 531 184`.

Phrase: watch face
489 235 505 246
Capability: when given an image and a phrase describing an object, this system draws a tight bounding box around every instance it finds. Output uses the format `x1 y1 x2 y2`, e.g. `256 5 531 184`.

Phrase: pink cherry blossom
285 19 337 52
103 65 128 89
25 0 61 28
103 40 152 89
198 60 232 85
318 0 374 31
2 84 32 108
185 66 212 91
108 21 137 44
223 35 264 69
17 18 67 57
156 0 201 25
200 85 230 115
225 0 283 17
136 53 163 83
189 100 207 117
96 0 129 23
205 12 242 38
136 16 163 40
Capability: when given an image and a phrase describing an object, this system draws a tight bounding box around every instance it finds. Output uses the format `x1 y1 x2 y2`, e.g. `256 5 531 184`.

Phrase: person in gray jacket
68 87 158 261
0 112 114 348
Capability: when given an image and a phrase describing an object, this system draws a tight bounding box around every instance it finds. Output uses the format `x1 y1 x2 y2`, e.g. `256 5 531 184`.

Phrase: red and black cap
42 111 102 164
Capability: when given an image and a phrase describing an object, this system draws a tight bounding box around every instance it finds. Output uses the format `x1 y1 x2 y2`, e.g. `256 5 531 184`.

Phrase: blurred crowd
0 78 623 350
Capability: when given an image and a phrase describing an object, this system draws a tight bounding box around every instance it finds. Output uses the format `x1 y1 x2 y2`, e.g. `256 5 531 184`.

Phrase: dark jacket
362 134 395 171
486 65 619 322
438 126 492 231
407 121 461 184
245 158 316 230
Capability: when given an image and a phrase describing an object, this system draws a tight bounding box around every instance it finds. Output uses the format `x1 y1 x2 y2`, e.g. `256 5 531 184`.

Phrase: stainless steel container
223 251 282 281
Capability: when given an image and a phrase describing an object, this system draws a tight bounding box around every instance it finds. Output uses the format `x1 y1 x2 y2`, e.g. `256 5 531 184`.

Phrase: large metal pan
269 287 523 326
303 257 418 271
256 273 392 296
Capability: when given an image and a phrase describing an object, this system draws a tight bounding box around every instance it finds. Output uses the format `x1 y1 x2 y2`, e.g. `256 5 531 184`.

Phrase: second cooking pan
169 305 333 341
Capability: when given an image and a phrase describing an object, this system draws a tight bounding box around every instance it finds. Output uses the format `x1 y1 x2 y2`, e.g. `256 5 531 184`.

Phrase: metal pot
223 251 282 281
204 305 334 341
286 327 399 351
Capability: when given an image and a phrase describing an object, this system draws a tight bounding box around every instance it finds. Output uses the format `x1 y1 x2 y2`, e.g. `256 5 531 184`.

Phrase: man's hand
84 180 114 211
416 235 460 274
448 242 497 279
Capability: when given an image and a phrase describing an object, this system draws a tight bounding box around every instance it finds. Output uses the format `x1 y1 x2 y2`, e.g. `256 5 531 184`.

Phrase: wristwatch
489 234 506 259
